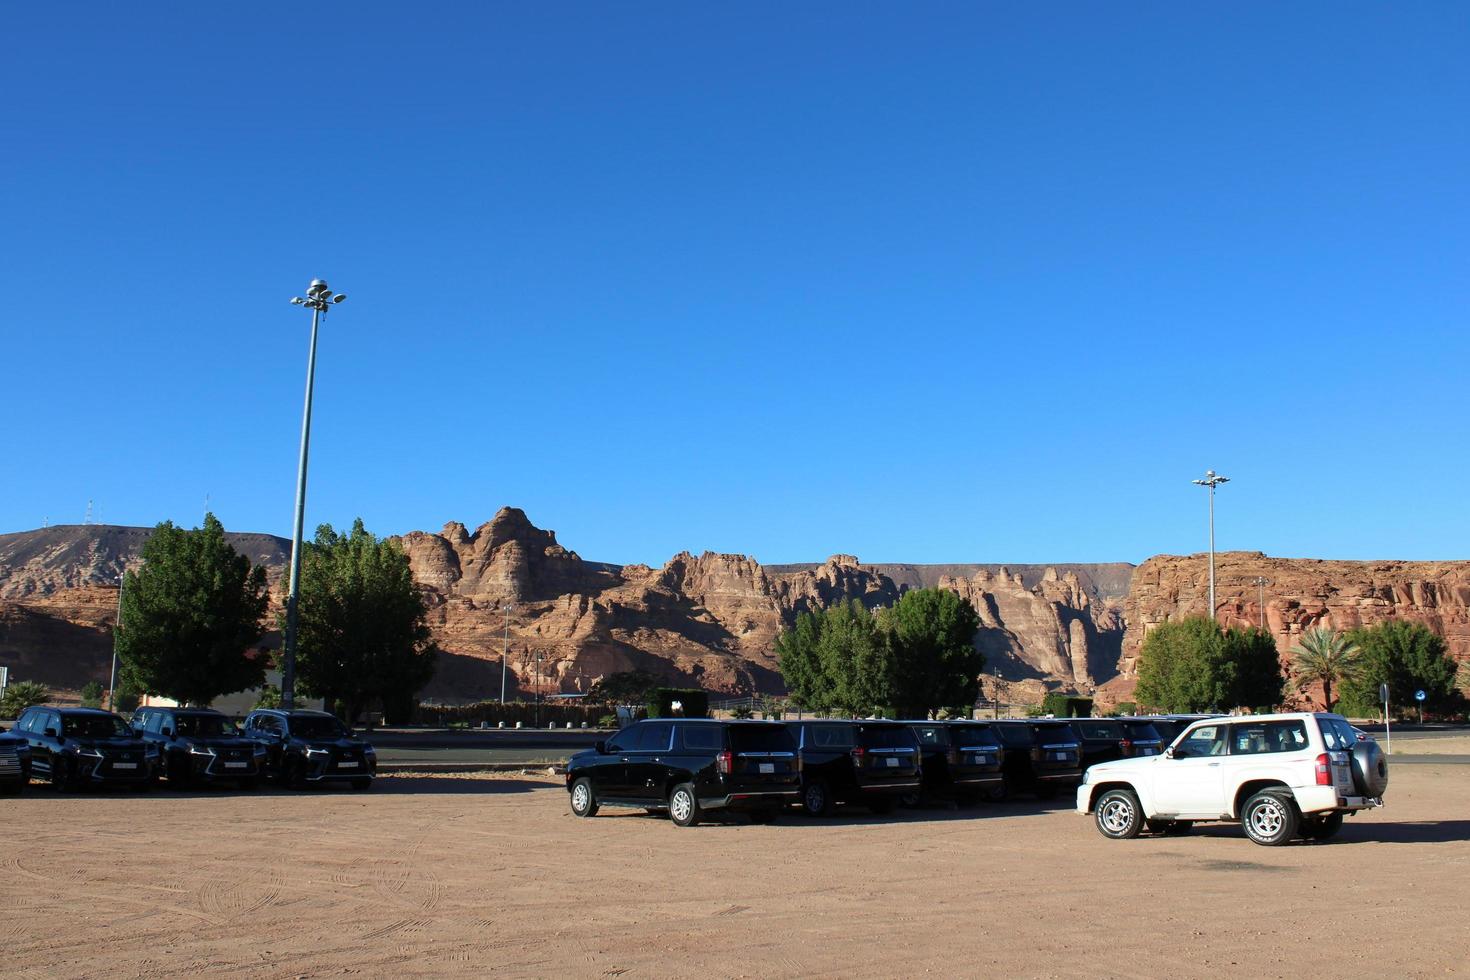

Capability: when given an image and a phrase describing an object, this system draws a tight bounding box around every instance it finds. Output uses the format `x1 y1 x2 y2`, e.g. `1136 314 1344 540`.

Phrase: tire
801 780 831 818
984 782 1010 803
668 783 700 827
899 791 921 808
1242 790 1298 846
1094 788 1144 840
351 778 372 791
1303 812 1344 841
569 777 599 818
1351 741 1389 797
286 757 309 791
51 758 74 793
166 755 191 789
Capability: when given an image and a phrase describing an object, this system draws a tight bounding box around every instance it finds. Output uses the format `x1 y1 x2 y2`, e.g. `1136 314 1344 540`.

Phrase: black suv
0 727 31 794
905 719 1011 805
242 709 376 790
991 720 1082 799
132 706 266 789
1068 718 1165 768
566 719 800 826
12 706 158 791
790 720 921 816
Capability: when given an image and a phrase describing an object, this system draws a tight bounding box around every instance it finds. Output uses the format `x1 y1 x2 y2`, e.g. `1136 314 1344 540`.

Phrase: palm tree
1290 627 1360 711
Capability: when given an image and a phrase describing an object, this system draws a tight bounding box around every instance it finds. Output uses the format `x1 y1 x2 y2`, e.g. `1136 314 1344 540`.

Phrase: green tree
1223 626 1287 712
79 681 104 709
118 514 270 706
0 680 50 718
1289 627 1360 711
112 681 142 714
776 600 891 716
881 588 984 719
1340 620 1459 716
587 669 661 705
1135 617 1229 712
291 519 438 725
253 683 283 710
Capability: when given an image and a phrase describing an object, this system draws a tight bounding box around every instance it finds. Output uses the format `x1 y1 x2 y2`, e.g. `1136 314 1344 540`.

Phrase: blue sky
3 3 1467 566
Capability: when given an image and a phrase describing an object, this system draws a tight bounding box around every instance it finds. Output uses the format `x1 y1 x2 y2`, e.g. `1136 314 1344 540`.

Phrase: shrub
731 704 754 720
1025 705 1044 718
0 680 50 718
596 714 618 729
80 681 105 709
1041 693 1094 718
253 684 283 710
1115 701 1137 716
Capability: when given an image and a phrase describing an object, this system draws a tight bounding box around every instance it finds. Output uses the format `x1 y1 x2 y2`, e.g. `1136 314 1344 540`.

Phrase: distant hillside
765 562 1136 601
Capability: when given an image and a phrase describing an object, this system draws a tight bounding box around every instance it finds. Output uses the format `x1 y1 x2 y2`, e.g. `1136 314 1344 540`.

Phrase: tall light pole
1253 576 1271 630
1191 469 1230 623
109 570 125 710
499 602 515 703
534 652 545 727
281 279 346 709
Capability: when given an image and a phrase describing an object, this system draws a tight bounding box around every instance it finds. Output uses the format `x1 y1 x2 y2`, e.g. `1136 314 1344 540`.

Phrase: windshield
1121 721 1162 742
1032 724 1077 746
730 724 794 752
62 715 130 739
859 725 918 749
291 716 349 739
174 715 238 738
1072 721 1121 740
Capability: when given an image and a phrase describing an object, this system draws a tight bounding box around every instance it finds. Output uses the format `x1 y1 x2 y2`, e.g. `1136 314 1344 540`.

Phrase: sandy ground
3 767 1468 979
1388 734 1470 755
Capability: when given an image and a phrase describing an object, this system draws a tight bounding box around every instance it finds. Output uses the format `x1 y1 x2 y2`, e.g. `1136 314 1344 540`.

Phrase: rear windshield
992 724 1033 747
1032 724 1078 746
1071 721 1121 740
859 725 918 750
802 724 855 749
910 725 951 748
1121 721 1162 741
950 725 1000 748
729 724 794 752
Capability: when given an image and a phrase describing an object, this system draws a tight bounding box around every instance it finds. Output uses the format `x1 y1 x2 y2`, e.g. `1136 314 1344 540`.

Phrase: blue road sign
1415 690 1426 702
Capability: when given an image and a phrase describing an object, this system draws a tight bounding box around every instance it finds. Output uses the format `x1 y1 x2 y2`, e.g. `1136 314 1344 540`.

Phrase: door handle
621 756 631 762
1206 762 1220 767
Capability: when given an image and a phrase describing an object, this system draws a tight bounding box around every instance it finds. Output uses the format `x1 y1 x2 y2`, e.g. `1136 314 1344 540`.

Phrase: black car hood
71 737 147 752
182 737 257 751
299 737 367 750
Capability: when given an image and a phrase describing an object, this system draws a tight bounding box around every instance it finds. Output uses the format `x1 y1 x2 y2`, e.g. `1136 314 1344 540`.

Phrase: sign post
1415 689 1426 725
1380 683 1391 755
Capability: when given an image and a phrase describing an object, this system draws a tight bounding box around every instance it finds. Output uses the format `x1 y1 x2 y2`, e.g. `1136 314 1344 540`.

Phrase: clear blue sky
3 3 1467 566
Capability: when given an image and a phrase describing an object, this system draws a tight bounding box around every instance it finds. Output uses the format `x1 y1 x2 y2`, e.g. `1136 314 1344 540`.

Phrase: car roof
254 709 337 718
53 707 118 717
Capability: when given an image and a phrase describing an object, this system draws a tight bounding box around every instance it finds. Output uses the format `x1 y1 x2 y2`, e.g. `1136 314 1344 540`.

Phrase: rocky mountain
0 512 1126 702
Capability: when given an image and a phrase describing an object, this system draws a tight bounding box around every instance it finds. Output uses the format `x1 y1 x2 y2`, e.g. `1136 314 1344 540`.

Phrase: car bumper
1075 783 1093 813
700 788 800 811
1292 786 1383 815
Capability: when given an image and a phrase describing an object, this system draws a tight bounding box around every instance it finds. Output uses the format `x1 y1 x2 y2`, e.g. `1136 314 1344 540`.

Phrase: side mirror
1164 747 1177 759
44 727 58 739
595 740 608 754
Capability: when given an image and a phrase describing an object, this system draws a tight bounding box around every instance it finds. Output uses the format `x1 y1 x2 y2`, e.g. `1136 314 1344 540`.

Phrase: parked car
1070 718 1166 768
0 727 32 794
992 720 1082 798
1078 712 1389 846
132 706 266 789
903 721 1005 804
12 706 158 791
1149 714 1220 747
242 709 376 790
565 719 800 826
790 720 921 816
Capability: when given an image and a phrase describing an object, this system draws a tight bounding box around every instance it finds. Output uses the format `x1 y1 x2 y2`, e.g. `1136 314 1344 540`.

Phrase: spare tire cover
1351 740 1389 797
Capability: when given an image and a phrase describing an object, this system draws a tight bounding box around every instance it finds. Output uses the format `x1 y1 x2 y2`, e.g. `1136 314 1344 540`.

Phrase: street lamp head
331 293 346 304
291 297 305 305
309 278 328 292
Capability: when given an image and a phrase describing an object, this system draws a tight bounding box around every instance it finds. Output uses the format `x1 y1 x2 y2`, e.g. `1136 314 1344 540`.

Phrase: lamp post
109 571 125 710
1253 576 1271 630
1191 469 1230 623
281 279 346 709
534 652 545 728
499 602 515 703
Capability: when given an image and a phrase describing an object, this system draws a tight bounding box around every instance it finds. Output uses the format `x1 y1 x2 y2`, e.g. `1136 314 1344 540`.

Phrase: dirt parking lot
3 766 1467 979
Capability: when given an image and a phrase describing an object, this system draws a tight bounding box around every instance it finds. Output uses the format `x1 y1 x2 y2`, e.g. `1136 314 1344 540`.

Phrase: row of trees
776 588 985 718
1135 615 1466 716
115 514 437 722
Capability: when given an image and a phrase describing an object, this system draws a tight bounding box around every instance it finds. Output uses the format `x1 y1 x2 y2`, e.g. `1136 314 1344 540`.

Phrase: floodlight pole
1192 470 1230 623
109 572 124 710
1253 576 1270 630
282 280 345 710
500 603 514 703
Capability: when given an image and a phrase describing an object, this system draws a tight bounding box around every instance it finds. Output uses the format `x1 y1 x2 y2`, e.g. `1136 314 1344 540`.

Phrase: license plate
337 760 358 768
1138 749 1156 756
758 762 774 774
971 755 991 765
112 762 137 770
224 762 247 769
1052 752 1068 762
885 757 899 767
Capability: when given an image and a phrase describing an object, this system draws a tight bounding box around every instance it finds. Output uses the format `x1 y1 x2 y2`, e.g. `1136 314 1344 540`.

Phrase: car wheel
1302 812 1344 841
801 780 831 818
1094 788 1144 840
899 791 921 808
51 758 74 793
166 755 190 789
351 778 372 791
286 757 309 790
984 782 1009 803
668 783 701 827
569 777 599 818
1242 790 1298 846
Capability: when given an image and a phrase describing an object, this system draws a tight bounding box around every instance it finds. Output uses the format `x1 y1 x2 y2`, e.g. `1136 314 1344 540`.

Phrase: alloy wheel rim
1251 800 1284 837
572 783 589 811
1101 797 1133 833
806 785 824 810
671 791 691 822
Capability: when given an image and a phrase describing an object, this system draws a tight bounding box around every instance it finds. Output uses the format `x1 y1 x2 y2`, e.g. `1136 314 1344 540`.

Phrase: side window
680 724 724 751
145 712 166 734
636 723 673 752
606 724 640 753
1231 721 1309 755
811 725 854 749
15 711 34 734
1174 724 1226 758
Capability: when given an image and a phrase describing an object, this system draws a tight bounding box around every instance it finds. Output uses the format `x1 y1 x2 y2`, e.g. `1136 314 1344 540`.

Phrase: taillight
947 747 960 766
850 746 865 767
1315 753 1332 786
1030 746 1041 762
1120 738 1133 757
717 750 732 775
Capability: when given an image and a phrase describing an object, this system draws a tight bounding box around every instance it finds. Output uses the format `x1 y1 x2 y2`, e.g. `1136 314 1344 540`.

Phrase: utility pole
500 602 515 703
1253 576 1270 630
109 571 125 710
1192 469 1230 622
281 279 346 709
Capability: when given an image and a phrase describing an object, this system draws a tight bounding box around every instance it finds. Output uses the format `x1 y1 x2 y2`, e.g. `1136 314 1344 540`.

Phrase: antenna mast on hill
85 499 94 525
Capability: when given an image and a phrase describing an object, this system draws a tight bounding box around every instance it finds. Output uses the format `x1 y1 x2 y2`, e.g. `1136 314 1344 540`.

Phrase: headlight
144 744 161 758
73 745 103 757
363 745 376 756
305 747 331 756
1080 770 1091 785
188 746 216 756
253 745 268 756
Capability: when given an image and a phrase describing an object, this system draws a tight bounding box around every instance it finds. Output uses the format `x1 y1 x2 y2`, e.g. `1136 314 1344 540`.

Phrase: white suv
1076 712 1388 846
